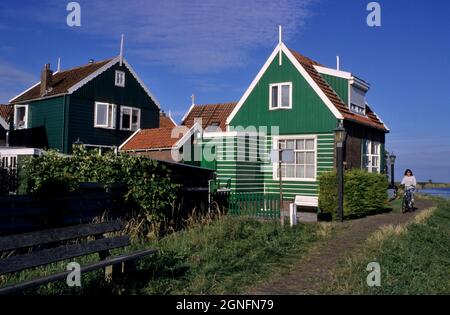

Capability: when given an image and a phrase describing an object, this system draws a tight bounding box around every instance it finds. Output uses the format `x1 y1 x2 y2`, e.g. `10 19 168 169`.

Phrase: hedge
21 147 181 237
318 169 390 219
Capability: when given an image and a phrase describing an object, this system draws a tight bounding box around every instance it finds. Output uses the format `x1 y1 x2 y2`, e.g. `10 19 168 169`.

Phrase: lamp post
334 122 347 222
389 152 396 188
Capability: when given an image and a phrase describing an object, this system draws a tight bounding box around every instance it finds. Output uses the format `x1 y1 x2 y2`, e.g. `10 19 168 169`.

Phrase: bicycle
402 186 415 213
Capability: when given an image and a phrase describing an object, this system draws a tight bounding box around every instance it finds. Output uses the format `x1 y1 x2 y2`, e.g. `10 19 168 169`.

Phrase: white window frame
94 102 116 129
272 135 317 182
115 70 125 87
14 104 28 130
269 82 292 110
350 103 366 115
120 106 141 131
362 140 381 173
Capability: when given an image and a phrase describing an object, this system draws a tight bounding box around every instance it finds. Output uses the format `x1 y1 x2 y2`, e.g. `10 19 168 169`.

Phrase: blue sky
0 0 449 182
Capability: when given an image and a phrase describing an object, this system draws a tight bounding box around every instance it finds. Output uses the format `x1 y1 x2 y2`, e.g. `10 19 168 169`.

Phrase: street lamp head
389 152 396 164
334 121 347 144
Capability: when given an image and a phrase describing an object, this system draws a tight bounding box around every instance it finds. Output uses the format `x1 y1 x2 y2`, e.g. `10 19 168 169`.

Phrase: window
363 140 381 173
350 103 365 114
14 105 28 129
270 82 292 109
120 106 140 131
349 85 366 115
115 70 125 87
95 102 116 129
274 137 316 180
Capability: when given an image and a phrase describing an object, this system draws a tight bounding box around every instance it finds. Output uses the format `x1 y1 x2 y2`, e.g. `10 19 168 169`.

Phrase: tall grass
1 214 332 295
323 199 450 294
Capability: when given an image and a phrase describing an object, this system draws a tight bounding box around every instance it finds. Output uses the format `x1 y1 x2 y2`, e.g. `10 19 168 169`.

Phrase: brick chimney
40 63 53 96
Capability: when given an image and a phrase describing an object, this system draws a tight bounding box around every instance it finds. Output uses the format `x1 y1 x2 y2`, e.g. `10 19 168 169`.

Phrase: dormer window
270 82 292 110
350 103 365 114
349 85 367 115
115 70 125 87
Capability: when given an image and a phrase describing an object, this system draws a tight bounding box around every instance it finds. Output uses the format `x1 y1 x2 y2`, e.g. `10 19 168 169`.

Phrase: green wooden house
8 56 160 154
197 40 389 207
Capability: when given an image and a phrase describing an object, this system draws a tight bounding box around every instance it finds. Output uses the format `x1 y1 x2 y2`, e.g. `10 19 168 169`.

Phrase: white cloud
85 0 314 71
6 0 315 73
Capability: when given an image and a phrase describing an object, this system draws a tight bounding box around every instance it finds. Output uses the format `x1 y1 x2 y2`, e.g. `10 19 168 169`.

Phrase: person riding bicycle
401 169 417 209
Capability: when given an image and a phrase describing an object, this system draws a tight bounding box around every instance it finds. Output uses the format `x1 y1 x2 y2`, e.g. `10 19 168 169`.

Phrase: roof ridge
54 57 115 75
192 102 237 107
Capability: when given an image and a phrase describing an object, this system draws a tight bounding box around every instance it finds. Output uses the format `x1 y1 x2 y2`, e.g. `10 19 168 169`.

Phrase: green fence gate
228 193 280 219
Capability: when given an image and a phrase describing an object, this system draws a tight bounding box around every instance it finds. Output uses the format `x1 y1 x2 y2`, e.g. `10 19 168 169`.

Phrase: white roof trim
181 103 196 124
314 65 352 79
67 57 119 94
366 102 390 132
0 116 8 130
280 44 343 119
226 44 343 126
350 77 370 92
167 111 178 126
226 45 281 126
122 59 161 109
66 57 161 109
173 122 201 149
119 128 141 150
9 81 41 103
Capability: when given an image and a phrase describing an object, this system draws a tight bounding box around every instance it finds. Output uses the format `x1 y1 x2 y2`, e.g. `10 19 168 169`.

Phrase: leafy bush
319 169 390 219
21 147 181 232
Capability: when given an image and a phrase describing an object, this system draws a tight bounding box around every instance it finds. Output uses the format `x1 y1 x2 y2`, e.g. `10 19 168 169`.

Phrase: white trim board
0 148 43 156
173 122 202 149
0 117 8 130
314 65 352 79
366 102 390 132
12 57 161 109
226 43 343 126
181 103 196 124
119 128 141 150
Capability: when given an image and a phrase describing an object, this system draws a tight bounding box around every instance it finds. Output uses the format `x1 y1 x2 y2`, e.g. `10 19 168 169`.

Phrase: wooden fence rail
228 193 280 219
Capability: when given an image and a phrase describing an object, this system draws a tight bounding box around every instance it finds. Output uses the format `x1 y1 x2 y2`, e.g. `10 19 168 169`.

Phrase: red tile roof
159 112 177 128
0 104 12 124
120 127 184 151
289 49 387 132
10 58 113 104
182 102 237 131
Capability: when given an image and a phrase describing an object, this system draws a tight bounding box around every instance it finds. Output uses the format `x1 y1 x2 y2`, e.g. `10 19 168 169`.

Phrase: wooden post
278 143 284 226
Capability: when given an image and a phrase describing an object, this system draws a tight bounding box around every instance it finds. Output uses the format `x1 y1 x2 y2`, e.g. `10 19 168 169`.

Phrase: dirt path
249 199 436 295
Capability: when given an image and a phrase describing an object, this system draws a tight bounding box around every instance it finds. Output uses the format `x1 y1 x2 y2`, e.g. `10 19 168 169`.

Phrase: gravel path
249 199 436 295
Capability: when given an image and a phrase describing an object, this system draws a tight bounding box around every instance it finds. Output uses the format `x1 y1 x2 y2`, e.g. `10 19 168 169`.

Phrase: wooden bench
294 195 319 208
0 220 157 295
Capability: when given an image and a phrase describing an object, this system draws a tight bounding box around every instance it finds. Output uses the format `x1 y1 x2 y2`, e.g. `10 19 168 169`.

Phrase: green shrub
21 147 181 233
319 169 390 219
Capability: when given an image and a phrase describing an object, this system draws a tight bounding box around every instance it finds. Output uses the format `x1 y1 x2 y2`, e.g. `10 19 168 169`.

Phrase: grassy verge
322 198 450 294
1 216 334 295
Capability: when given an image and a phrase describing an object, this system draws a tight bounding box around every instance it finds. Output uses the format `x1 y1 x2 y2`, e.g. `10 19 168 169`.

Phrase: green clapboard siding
230 52 338 134
67 62 159 152
321 74 349 105
205 133 335 199
28 96 66 152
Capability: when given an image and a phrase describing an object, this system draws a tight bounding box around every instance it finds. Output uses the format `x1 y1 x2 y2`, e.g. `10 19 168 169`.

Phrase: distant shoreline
415 183 450 189
394 182 450 189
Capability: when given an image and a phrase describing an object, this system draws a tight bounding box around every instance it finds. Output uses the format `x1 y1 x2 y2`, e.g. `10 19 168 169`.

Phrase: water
418 187 450 199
